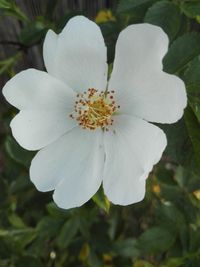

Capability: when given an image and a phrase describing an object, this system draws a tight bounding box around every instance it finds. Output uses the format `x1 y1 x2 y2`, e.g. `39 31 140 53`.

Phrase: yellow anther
69 88 119 131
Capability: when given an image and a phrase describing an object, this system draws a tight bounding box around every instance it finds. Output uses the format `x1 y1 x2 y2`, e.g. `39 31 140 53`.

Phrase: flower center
69 88 120 131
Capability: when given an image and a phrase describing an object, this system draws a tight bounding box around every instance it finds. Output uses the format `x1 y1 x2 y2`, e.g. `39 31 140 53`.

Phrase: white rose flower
3 16 187 209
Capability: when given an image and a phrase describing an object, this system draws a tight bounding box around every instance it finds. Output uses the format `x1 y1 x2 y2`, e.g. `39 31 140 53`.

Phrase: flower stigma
69 88 120 131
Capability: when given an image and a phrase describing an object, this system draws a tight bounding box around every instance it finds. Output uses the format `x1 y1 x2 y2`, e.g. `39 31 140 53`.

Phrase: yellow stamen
69 88 119 131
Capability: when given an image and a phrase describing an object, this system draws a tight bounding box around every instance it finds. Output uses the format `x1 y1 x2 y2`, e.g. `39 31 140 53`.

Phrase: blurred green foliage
1 0 200 266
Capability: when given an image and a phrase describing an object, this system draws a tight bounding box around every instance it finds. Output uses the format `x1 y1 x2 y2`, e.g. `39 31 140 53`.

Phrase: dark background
1 1 200 267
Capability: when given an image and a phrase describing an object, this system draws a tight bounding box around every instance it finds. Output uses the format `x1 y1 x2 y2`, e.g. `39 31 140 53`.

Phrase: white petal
110 23 168 78
2 69 75 110
10 110 76 150
114 71 187 123
43 16 107 92
109 23 187 123
30 127 104 209
103 115 167 205
43 29 58 74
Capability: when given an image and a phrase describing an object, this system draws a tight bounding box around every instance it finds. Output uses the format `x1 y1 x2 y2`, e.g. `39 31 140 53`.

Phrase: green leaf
184 106 200 168
144 1 181 41
0 0 11 8
0 177 8 205
189 226 200 252
184 55 200 93
0 53 21 75
163 33 200 74
174 166 200 192
155 204 185 234
187 175 200 193
1 228 37 249
37 216 63 239
116 0 158 20
183 56 200 121
56 218 79 249
92 187 110 213
8 213 27 229
156 167 175 185
20 20 48 46
87 249 103 267
15 256 44 267
160 120 199 172
0 230 9 237
46 202 70 218
5 136 34 168
0 238 12 259
0 0 29 22
164 257 184 267
134 260 155 267
117 0 155 13
197 15 200 23
113 239 140 258
14 229 37 249
159 183 183 202
99 22 118 37
137 227 175 254
181 1 200 18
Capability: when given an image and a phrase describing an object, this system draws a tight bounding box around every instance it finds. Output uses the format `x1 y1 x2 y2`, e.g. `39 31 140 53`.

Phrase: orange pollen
69 88 119 130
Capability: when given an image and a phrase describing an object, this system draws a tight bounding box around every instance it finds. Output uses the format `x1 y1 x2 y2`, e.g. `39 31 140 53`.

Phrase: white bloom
2 16 187 209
